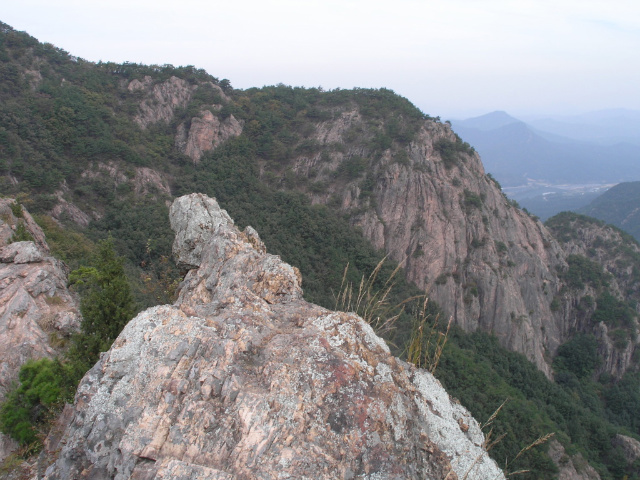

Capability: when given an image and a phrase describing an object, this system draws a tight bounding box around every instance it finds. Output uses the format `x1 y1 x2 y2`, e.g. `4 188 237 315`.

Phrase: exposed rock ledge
43 194 504 480
0 202 81 463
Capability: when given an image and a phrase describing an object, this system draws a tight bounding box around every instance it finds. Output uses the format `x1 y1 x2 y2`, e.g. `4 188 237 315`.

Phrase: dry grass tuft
333 257 405 338
406 296 452 373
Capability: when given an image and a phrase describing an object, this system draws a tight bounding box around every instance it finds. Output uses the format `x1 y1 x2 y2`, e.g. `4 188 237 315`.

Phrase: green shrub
67 238 137 372
554 334 601 379
9 201 23 218
0 358 75 445
9 223 34 243
463 189 483 211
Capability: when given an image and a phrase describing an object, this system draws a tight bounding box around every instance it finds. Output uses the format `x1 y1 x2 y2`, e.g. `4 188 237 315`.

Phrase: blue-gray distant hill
451 111 640 188
580 181 640 241
526 109 640 146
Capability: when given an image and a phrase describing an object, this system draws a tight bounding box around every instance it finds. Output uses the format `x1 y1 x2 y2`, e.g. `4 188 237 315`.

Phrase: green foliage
32 214 96 269
592 291 635 328
559 254 609 291
9 222 34 243
554 334 602 378
604 371 640 433
462 189 483 211
67 238 137 372
486 172 502 191
9 201 22 218
0 358 76 446
580 181 640 242
334 156 368 181
434 135 474 169
437 330 634 479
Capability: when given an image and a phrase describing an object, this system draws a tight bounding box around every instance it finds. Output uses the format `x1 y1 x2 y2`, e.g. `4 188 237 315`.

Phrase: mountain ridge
2 21 640 478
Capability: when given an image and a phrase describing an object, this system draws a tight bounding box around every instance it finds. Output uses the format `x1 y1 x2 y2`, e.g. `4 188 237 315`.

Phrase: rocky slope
546 212 640 378
0 199 81 461
119 80 570 376
42 194 505 480
304 116 569 376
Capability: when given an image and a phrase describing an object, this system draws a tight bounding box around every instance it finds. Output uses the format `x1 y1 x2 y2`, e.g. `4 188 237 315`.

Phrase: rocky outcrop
43 193 505 480
548 440 601 480
0 198 49 253
0 243 80 399
133 76 195 128
51 191 92 227
546 213 640 378
295 114 567 376
132 76 242 163
176 110 243 163
0 202 81 462
612 434 640 466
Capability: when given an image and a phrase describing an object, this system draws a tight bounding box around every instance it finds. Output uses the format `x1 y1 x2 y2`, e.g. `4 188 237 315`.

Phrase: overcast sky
4 0 640 119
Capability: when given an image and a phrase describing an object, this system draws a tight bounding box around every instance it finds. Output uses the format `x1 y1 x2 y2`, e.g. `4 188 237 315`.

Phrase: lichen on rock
42 193 505 479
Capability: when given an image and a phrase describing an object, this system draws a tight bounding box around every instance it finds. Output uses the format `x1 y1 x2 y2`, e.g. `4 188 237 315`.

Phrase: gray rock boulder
43 193 504 479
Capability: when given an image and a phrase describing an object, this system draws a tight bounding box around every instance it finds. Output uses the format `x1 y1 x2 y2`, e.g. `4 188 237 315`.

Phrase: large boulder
43 193 504 479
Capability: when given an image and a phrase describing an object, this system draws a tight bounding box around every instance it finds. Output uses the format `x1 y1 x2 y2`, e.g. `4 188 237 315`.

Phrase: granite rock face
612 434 640 466
133 76 195 129
548 439 601 480
0 201 80 462
176 109 243 163
547 214 640 379
298 116 568 376
43 193 505 480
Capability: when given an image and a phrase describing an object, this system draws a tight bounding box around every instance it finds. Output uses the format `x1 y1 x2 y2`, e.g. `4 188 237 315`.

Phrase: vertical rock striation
43 194 505 480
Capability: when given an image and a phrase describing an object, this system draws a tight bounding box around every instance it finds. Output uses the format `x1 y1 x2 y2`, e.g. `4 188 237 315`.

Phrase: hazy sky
4 0 640 119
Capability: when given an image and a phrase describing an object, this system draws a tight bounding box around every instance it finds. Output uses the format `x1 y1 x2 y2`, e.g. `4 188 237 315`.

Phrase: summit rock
43 194 504 480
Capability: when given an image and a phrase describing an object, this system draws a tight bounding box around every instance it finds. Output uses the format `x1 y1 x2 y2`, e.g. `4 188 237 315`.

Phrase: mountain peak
453 110 521 131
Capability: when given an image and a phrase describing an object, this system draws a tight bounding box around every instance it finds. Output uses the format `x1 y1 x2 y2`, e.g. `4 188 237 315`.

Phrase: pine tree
67 237 136 373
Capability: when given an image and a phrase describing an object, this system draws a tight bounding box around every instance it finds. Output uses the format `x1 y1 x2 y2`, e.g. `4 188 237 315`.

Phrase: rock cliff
285 112 567 376
546 213 640 378
0 200 81 462
131 76 243 163
43 194 505 480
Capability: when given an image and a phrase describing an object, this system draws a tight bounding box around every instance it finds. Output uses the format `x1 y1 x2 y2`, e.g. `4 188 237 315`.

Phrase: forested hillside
580 181 640 241
1 22 640 478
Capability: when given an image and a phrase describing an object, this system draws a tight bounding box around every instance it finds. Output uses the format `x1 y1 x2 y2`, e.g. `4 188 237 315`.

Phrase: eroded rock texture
43 194 504 480
0 200 80 462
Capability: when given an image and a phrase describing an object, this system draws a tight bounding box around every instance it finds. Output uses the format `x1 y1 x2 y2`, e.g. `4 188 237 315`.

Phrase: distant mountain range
451 110 640 188
525 109 640 146
451 110 640 220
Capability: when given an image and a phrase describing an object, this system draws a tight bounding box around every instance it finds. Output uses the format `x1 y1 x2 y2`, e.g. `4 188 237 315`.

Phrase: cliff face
43 194 504 480
131 76 243 163
0 199 80 461
275 111 567 376
546 213 640 378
